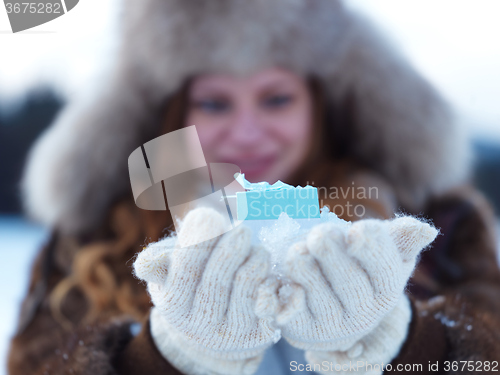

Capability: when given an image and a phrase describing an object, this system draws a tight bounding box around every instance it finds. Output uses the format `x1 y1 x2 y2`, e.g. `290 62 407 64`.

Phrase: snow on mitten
134 207 281 375
278 216 438 374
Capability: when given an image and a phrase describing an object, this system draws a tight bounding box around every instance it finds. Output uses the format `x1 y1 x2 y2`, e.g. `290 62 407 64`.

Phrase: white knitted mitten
134 207 281 375
305 296 412 374
278 216 438 373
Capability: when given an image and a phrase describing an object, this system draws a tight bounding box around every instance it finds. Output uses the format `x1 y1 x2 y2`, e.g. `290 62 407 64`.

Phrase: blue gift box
235 175 320 221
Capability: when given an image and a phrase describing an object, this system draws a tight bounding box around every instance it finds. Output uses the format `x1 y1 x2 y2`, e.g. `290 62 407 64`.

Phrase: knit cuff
150 307 263 375
305 295 412 374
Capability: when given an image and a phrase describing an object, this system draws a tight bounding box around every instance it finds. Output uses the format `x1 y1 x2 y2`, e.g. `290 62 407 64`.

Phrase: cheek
271 106 313 152
287 119 312 146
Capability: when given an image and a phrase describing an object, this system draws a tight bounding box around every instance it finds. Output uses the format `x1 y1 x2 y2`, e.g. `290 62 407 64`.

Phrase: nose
228 107 266 147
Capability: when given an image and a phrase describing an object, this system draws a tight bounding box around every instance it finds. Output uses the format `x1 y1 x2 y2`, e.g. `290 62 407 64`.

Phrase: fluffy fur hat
22 0 470 234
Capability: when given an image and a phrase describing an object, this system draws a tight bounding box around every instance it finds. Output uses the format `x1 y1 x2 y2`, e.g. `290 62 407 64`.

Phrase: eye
192 98 230 114
262 94 294 109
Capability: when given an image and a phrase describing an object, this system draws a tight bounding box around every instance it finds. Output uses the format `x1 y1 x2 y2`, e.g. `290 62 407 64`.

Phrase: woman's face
185 67 314 183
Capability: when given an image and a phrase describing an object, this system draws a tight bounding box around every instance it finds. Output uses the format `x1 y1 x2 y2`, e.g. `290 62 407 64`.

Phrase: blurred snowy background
1 1 499 374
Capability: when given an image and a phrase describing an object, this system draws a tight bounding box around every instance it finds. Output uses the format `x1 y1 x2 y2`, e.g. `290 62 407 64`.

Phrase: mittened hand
278 216 438 352
133 210 437 375
134 207 280 375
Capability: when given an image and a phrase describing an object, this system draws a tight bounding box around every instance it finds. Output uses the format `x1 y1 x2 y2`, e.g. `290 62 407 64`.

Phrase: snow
255 207 350 278
0 216 48 375
259 213 303 277
434 312 458 328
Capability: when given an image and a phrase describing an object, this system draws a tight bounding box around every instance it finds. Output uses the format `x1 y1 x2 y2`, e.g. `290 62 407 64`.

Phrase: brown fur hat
22 0 470 234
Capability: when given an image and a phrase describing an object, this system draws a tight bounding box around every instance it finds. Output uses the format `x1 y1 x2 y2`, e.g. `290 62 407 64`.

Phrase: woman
9 0 500 374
